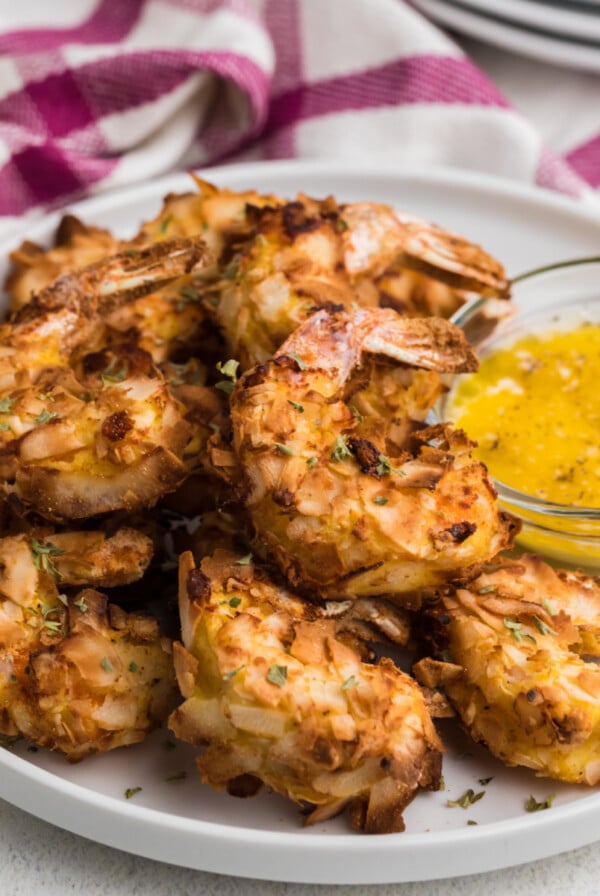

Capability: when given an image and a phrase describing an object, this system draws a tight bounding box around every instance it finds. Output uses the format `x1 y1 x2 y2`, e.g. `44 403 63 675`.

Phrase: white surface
412 0 600 72
448 0 600 42
2 161 600 887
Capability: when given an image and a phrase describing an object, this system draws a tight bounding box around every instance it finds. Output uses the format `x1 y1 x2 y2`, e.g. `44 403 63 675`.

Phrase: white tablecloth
1 36 600 896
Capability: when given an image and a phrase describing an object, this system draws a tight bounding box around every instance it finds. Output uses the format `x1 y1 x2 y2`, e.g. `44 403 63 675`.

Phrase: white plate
412 0 600 72
451 0 600 43
2 161 600 885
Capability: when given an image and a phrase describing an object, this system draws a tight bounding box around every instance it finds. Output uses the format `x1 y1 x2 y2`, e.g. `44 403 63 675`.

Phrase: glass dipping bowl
440 257 600 573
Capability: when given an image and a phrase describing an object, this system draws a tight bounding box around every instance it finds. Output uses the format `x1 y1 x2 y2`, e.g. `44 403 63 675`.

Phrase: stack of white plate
411 0 600 73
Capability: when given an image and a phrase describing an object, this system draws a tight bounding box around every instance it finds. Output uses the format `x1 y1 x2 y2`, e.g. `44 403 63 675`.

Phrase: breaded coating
229 307 517 600
169 550 442 833
0 532 174 759
416 555 600 784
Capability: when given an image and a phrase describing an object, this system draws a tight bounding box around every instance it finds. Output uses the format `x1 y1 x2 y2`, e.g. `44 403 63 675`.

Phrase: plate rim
2 158 600 883
411 0 600 72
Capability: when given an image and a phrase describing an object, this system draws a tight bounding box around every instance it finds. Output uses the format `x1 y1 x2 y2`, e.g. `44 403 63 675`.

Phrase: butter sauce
447 323 600 507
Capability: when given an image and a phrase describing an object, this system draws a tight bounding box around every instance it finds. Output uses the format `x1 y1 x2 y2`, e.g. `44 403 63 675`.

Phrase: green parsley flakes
31 539 65 579
35 409 58 425
287 352 306 370
275 442 296 456
532 615 557 637
100 656 113 673
447 789 485 809
128 661 139 673
267 664 288 688
0 397 13 413
124 787 142 799
503 617 536 644
341 675 357 690
373 496 388 506
287 400 304 413
216 359 239 381
235 553 253 566
330 435 352 462
223 664 246 681
525 794 555 812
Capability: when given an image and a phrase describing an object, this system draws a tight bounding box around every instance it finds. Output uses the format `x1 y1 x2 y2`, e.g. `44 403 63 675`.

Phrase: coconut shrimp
415 554 600 785
229 307 516 600
0 531 175 759
207 194 510 368
0 241 223 520
134 175 284 255
169 550 442 832
5 215 122 313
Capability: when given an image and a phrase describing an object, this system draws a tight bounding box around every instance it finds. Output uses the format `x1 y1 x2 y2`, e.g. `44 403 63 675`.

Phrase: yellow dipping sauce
447 323 600 507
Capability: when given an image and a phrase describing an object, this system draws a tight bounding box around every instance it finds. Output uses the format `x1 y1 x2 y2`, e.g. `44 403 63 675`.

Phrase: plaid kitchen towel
0 0 597 235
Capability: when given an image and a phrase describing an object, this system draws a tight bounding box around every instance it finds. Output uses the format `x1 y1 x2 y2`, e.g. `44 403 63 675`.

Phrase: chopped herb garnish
57 592 68 606
541 598 557 617
349 405 364 424
478 777 494 786
532 615 557 637
525 793 555 812
235 553 253 566
42 620 63 634
0 423 10 432
223 664 246 681
159 215 172 233
0 397 13 413
447 789 485 809
215 380 234 395
306 456 318 469
373 496 388 506
275 442 296 456
477 585 497 594
336 218 349 232
125 787 142 799
267 664 288 688
31 539 65 579
36 409 58 425
165 771 187 782
228 596 242 608
330 435 352 462
287 352 306 370
73 596 88 613
439 775 446 791
101 358 128 385
100 656 113 673
341 675 357 690
375 454 406 477
287 400 304 413
128 661 139 673
467 820 478 826
216 359 240 381
504 617 536 644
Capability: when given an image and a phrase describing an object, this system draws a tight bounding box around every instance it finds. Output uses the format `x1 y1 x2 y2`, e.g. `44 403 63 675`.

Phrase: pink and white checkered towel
0 0 598 235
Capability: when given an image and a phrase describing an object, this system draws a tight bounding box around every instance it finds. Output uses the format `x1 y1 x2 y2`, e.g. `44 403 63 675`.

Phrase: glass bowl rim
447 254 600 522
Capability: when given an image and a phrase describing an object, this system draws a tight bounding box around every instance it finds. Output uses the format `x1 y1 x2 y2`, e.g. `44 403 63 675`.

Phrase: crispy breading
169 550 442 832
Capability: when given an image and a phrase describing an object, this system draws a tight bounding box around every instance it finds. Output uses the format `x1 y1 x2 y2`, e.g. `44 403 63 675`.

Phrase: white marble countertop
2 31 600 896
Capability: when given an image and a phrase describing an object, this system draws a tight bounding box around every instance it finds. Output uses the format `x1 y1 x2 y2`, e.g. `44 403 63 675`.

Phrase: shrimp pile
3 174 593 833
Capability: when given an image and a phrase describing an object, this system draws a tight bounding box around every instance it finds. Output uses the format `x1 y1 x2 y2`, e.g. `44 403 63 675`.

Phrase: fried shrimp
207 194 509 367
229 307 516 600
0 532 175 759
0 241 218 520
5 215 122 313
415 554 600 784
169 550 442 832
